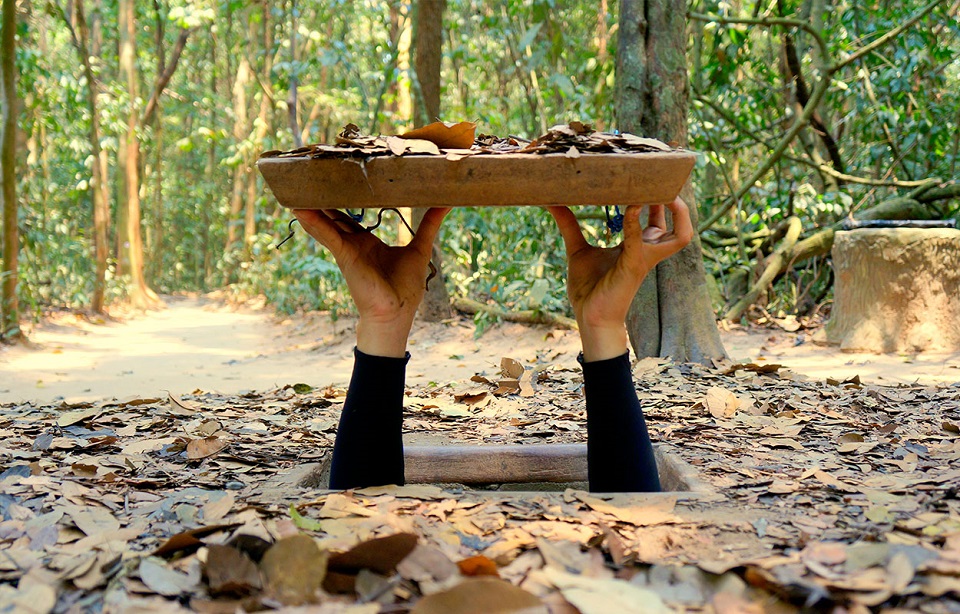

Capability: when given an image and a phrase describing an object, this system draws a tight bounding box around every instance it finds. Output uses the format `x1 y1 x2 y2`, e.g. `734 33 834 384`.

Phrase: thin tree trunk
411 0 452 322
203 31 216 289
119 0 160 309
225 53 251 256
147 0 165 283
1 0 20 339
244 6 273 249
287 0 302 147
618 0 726 363
60 0 109 313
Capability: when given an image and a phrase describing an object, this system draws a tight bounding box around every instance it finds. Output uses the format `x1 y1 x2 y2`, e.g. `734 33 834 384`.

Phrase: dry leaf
574 493 678 526
325 533 419 594
397 544 460 593
205 544 262 596
457 555 499 577
56 407 100 427
153 524 241 558
705 386 739 419
712 592 764 614
67 506 120 537
328 533 419 576
500 357 525 379
260 534 328 606
383 135 409 156
186 436 228 460
401 138 442 155
539 567 670 614
410 577 545 614
167 393 199 415
400 121 477 149
139 557 199 597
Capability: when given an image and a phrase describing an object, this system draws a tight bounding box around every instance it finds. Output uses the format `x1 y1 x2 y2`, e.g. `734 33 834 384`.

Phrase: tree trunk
411 0 452 322
1 0 20 340
286 0 302 148
825 228 960 353
63 0 109 314
119 0 161 310
148 4 165 283
244 6 273 250
617 0 726 363
225 53 251 256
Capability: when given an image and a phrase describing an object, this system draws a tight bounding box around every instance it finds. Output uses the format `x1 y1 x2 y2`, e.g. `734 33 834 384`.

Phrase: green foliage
690 0 958 317
6 0 957 325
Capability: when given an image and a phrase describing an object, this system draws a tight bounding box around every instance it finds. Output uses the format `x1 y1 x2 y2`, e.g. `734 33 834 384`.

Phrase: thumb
547 207 589 254
410 207 451 253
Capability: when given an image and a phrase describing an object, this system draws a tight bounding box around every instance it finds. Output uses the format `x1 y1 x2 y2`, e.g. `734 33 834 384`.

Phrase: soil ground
2 295 959 405
3 295 960 611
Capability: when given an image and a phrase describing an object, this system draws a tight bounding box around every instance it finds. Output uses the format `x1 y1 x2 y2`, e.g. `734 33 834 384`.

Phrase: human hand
548 198 693 361
292 208 450 357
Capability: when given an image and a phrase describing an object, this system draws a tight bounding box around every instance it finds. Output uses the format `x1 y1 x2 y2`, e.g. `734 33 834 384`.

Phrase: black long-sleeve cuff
580 352 661 492
328 348 409 489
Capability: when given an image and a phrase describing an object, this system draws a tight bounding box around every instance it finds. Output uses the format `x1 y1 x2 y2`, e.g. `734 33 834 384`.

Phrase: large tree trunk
1 0 20 340
617 0 726 363
411 0 452 322
64 0 109 314
119 0 161 310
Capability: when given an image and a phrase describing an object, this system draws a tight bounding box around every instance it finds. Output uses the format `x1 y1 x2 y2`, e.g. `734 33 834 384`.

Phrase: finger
293 209 345 254
638 200 694 263
547 206 589 253
666 197 694 245
409 207 452 253
621 205 644 239
646 203 666 230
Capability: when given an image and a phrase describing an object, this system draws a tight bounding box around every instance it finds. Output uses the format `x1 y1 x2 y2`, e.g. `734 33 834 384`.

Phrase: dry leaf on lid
400 121 477 149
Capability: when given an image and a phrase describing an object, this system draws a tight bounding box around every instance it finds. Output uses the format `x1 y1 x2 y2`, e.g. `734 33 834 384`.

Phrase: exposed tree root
452 297 578 330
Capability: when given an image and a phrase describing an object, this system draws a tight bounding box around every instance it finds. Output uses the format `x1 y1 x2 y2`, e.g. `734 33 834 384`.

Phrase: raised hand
292 208 450 357
548 198 693 361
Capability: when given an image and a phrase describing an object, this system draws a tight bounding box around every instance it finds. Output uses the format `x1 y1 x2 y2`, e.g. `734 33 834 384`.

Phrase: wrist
356 316 413 358
578 323 629 362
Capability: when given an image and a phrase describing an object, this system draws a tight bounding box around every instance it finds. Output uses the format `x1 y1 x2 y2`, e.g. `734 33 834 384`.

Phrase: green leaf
289 505 324 532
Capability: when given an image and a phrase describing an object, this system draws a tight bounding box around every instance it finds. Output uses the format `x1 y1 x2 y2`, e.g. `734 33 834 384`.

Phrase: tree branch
724 216 802 321
141 27 191 126
690 5 948 231
452 297 578 330
831 0 944 72
695 95 935 188
783 32 845 177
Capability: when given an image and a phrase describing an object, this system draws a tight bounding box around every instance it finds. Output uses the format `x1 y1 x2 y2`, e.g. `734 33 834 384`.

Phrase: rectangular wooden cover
257 150 696 209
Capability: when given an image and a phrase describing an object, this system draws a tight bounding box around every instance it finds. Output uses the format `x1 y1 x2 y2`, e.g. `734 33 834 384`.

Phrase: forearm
577 322 629 363
581 352 661 493
356 316 414 358
328 348 408 489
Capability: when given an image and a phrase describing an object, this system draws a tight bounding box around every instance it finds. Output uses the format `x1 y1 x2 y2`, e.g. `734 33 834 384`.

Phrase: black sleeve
328 348 408 489
580 352 661 493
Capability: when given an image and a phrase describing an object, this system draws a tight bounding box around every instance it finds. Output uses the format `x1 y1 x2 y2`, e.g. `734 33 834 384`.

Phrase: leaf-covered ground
2 349 960 612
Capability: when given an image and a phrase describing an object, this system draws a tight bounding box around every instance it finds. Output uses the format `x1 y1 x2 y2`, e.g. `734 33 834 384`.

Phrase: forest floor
1 295 960 612
2 294 959 405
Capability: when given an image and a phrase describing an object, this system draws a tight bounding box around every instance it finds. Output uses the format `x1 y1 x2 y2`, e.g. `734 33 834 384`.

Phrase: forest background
0 0 958 346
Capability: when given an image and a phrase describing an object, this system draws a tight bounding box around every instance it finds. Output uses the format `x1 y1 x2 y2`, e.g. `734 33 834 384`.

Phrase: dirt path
2 296 958 404
0 296 584 404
